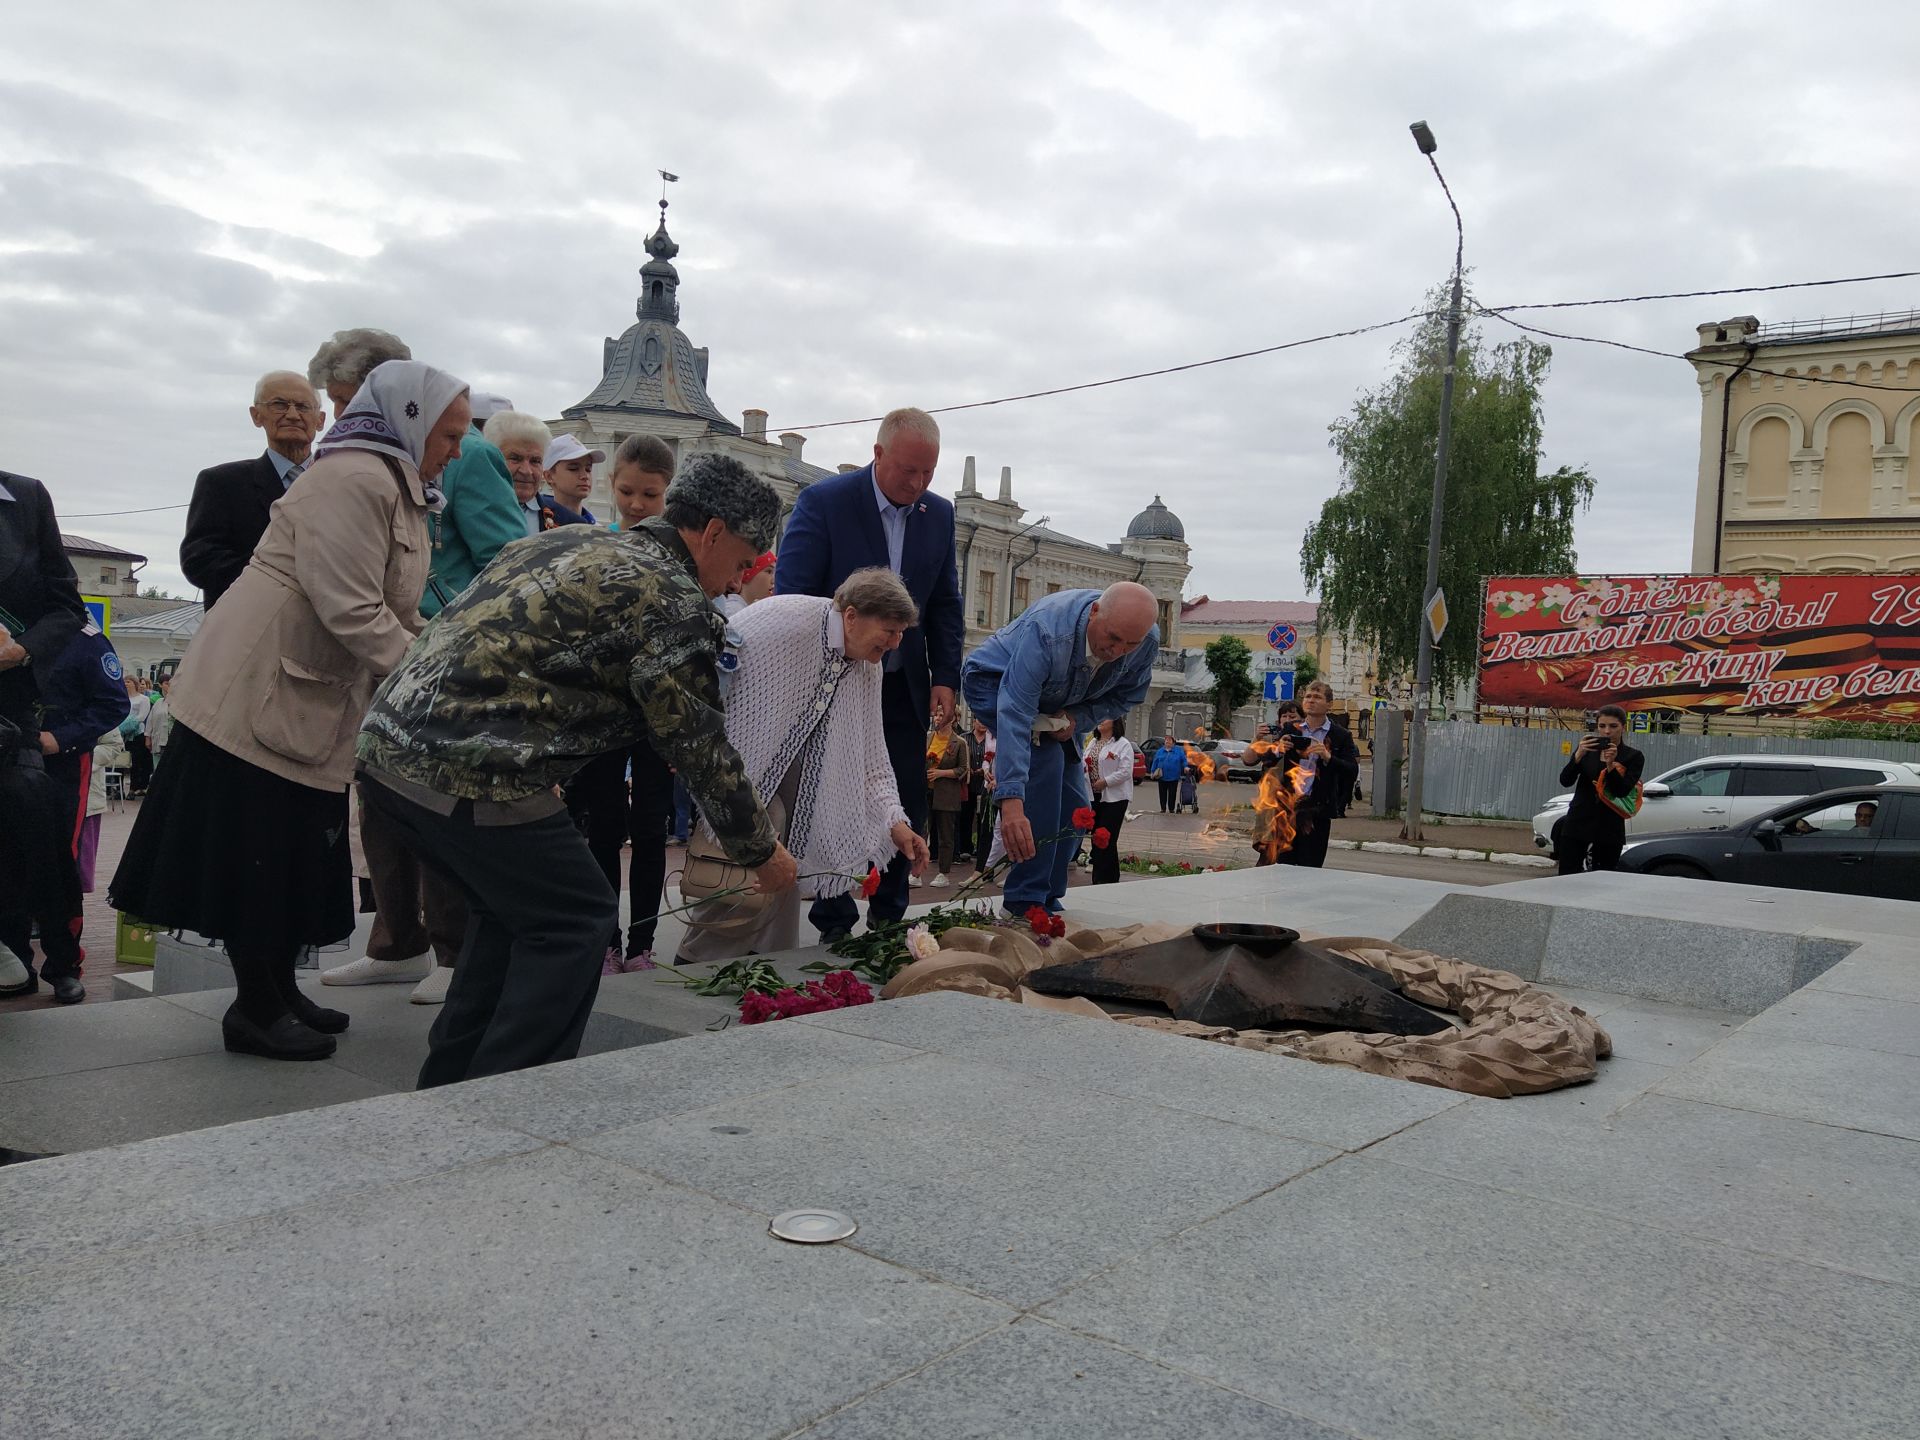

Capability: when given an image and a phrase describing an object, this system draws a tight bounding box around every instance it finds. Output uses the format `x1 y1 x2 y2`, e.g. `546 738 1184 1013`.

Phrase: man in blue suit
775 407 963 938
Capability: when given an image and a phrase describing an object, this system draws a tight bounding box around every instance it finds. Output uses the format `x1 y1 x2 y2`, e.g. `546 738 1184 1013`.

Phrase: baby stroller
1177 765 1201 814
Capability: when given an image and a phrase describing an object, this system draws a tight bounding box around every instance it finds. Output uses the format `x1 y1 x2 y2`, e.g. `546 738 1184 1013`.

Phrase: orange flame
1181 743 1215 781
1252 757 1310 863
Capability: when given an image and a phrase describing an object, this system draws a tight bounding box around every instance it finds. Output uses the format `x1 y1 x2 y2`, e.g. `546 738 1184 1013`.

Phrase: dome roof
1127 495 1185 542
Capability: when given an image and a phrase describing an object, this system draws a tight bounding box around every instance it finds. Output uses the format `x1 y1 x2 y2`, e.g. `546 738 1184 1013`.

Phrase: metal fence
1417 722 1920 820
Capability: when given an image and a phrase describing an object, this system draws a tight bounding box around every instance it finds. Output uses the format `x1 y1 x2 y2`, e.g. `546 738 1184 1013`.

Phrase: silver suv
1531 753 1920 848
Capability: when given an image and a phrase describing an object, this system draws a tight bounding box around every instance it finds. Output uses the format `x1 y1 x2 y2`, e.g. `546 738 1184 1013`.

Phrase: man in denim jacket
962 583 1158 914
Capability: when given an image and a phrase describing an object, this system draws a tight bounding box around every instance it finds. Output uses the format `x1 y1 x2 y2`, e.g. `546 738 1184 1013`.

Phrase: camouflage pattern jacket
357 517 777 865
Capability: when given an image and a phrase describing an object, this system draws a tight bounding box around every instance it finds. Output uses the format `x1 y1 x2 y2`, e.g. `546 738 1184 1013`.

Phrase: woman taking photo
112 361 471 1061
1087 716 1135 885
677 567 930 962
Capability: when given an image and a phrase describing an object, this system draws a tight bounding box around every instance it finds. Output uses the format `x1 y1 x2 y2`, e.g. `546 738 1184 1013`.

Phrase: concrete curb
1329 838 1555 869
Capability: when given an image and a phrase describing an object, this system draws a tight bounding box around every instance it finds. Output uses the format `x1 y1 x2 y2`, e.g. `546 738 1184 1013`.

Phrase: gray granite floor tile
2 1146 1009 1440
1040 1154 1920 1440
579 1053 1334 1308
805 990 1464 1151
423 1017 923 1142
1531 983 1633 1017
0 1050 390 1155
1809 946 1920 1005
793 989 1095 1050
1372 1092 1920 1285
1740 987 1920 1058
1596 998 1746 1064
0 997 223 1082
0 1092 545 1272
799 1318 1348 1439
1654 1032 1920 1140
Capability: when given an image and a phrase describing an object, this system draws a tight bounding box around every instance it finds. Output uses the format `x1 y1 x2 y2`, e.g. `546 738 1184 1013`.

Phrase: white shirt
1092 737 1135 803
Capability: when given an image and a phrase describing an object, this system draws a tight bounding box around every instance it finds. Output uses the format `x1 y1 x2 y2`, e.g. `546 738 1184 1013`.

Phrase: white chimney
743 408 768 441
779 432 805 459
997 465 1014 503
961 455 978 494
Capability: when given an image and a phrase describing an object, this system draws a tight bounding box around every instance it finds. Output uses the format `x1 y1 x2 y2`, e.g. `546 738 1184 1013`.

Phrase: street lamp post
1402 120 1464 845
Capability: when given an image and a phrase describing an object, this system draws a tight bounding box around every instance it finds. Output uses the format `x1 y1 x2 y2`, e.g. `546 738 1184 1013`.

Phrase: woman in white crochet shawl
677 567 931 961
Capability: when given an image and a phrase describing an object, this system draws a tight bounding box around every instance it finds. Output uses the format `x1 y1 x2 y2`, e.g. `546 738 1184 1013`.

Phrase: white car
1531 753 1920 848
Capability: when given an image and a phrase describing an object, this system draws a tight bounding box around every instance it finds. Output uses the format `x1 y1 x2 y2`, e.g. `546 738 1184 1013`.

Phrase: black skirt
108 722 353 955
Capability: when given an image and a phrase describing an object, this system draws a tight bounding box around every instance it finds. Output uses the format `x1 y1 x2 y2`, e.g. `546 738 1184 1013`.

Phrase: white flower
1539 583 1574 612
1148 863 1160 872
904 924 941 963
1755 576 1781 599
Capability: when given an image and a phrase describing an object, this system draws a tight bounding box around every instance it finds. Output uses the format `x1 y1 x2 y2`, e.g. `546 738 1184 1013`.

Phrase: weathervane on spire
658 168 679 221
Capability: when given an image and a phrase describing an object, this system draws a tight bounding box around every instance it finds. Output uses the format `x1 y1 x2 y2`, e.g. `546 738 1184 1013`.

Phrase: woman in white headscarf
112 361 470 1061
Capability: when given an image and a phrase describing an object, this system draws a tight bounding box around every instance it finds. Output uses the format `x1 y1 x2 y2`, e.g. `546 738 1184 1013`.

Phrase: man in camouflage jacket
358 455 796 1087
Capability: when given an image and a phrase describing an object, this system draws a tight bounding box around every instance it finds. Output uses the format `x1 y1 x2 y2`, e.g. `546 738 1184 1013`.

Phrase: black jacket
180 452 284 609
0 470 87 731
1559 738 1645 827
1298 719 1360 818
38 626 131 758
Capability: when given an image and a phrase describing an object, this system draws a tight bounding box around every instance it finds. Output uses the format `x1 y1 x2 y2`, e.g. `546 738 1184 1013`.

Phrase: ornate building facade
546 203 1195 734
1687 311 1920 574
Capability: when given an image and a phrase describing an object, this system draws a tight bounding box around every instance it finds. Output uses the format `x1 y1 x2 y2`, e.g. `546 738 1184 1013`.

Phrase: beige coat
170 449 431 791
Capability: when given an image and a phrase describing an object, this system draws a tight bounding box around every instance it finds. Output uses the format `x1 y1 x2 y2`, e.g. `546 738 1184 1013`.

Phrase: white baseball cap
544 434 607 468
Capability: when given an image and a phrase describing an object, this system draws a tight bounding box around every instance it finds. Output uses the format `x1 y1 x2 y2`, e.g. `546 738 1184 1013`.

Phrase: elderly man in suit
775 406 963 940
180 370 326 609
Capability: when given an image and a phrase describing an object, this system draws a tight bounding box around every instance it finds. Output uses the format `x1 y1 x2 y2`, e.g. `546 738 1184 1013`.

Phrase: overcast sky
5 0 1918 604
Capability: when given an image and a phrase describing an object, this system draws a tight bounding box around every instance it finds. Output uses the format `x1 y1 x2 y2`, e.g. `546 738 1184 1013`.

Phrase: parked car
1531 753 1920 848
1617 785 1919 900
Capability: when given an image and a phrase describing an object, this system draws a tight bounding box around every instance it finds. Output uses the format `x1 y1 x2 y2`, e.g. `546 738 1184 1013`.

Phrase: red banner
1477 574 1920 722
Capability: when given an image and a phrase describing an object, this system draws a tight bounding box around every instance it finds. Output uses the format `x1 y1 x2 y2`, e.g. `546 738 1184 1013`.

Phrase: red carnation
1071 806 1096 830
1092 827 1112 850
1026 905 1051 936
1048 915 1068 938
859 866 881 898
738 991 779 1025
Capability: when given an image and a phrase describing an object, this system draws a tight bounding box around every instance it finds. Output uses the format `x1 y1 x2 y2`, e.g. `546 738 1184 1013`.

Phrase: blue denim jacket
960 589 1158 803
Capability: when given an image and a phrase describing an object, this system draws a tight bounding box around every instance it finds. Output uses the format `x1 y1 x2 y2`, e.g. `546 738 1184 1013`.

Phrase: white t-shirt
1092 737 1135 803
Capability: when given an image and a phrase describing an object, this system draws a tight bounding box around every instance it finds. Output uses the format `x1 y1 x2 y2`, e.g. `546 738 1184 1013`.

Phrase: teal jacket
421 425 526 618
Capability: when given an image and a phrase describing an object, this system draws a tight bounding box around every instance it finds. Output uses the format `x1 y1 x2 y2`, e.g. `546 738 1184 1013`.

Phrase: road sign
1265 622 1298 653
1371 697 1388 712
1424 589 1449 644
82 594 113 635
1630 711 1651 733
1262 670 1295 702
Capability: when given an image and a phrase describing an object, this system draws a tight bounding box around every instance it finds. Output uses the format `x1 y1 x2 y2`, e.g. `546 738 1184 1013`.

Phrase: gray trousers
359 780 618 1090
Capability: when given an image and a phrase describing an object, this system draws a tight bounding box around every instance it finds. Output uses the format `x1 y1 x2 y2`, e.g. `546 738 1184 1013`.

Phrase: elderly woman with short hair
677 566 931 962
484 410 554 537
308 327 413 422
112 360 472 1061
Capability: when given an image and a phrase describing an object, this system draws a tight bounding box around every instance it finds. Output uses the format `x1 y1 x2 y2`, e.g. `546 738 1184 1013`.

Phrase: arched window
1820 412 1874 517
1746 416 1791 502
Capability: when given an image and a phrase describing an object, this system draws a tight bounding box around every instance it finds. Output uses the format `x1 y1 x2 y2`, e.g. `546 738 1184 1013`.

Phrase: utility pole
1402 120 1464 844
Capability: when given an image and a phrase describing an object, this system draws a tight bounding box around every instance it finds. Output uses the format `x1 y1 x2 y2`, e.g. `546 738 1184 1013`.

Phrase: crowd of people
6 325 1378 1091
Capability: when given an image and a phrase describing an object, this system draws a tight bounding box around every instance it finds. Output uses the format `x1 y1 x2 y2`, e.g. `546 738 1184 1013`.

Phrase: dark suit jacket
1301 719 1360 818
180 451 284 609
774 465 964 727
0 470 87 731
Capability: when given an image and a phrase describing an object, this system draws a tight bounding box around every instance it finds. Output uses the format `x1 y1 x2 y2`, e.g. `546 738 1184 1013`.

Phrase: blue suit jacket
774 465 963 725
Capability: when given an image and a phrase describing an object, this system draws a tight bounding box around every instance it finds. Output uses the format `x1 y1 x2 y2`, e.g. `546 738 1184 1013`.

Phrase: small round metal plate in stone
770 1208 857 1244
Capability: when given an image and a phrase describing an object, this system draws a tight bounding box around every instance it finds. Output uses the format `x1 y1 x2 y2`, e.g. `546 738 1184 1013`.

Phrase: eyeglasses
261 399 320 416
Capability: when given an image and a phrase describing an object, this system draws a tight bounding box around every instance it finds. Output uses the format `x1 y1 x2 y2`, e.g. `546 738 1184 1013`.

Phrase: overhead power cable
1486 269 1920 314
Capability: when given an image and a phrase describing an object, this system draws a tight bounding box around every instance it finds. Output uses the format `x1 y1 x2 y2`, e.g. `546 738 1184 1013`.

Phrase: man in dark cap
356 454 796 1086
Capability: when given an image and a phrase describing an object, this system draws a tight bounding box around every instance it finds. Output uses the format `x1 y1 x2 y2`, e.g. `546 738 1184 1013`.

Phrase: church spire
638 179 681 323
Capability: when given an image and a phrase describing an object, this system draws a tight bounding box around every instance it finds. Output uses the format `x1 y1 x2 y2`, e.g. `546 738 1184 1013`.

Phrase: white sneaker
409 965 454 1004
0 942 31 993
929 873 949 888
908 873 924 887
321 952 432 986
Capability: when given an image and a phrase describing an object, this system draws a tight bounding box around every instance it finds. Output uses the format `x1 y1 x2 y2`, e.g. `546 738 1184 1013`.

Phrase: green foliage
1203 635 1258 726
138 585 182 600
817 903 1000 985
1301 284 1595 697
1807 719 1920 743
1290 649 1320 690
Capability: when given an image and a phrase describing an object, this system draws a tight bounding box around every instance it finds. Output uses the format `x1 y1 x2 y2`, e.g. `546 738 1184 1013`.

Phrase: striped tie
283 461 305 491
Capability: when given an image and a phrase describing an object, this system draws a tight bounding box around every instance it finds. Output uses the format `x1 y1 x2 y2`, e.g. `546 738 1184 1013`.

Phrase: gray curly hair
308 328 412 391
662 454 782 552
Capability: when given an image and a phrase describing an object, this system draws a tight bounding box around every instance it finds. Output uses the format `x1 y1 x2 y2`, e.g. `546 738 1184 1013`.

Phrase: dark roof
62 533 146 562
1126 495 1185 542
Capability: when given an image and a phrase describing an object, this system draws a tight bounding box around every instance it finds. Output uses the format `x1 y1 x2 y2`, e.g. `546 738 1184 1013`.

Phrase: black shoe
222 1009 337 1061
286 994 350 1034
48 975 85 1005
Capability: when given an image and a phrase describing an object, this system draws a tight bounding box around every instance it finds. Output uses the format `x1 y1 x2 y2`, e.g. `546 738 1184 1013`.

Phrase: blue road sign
1266 622 1298 653
1263 670 1295 702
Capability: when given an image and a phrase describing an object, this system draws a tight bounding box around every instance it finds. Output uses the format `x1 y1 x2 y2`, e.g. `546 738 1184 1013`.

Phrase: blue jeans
995 733 1089 913
670 775 693 843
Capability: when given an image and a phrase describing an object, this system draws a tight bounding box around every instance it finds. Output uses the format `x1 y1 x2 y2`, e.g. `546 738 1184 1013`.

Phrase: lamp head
1410 121 1437 155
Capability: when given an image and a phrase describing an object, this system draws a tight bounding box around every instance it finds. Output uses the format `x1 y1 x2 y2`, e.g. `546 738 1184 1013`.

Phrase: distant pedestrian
925 712 971 887
121 675 153 794
1553 704 1645 875
1276 680 1359 869
1087 716 1135 885
1148 731 1185 812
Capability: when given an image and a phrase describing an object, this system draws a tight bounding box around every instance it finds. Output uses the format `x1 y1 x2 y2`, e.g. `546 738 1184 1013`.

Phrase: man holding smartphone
1554 704 1645 875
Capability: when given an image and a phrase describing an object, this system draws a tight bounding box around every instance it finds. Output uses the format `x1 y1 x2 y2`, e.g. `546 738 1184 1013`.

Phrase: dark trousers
625 737 672 955
0 758 83 979
1156 779 1179 812
931 809 960 873
359 779 470 968
1276 807 1334 869
954 795 976 858
1555 814 1625 874
1090 798 1128 885
566 750 631 951
361 782 618 1089
810 670 926 936
671 776 693 842
126 734 153 793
